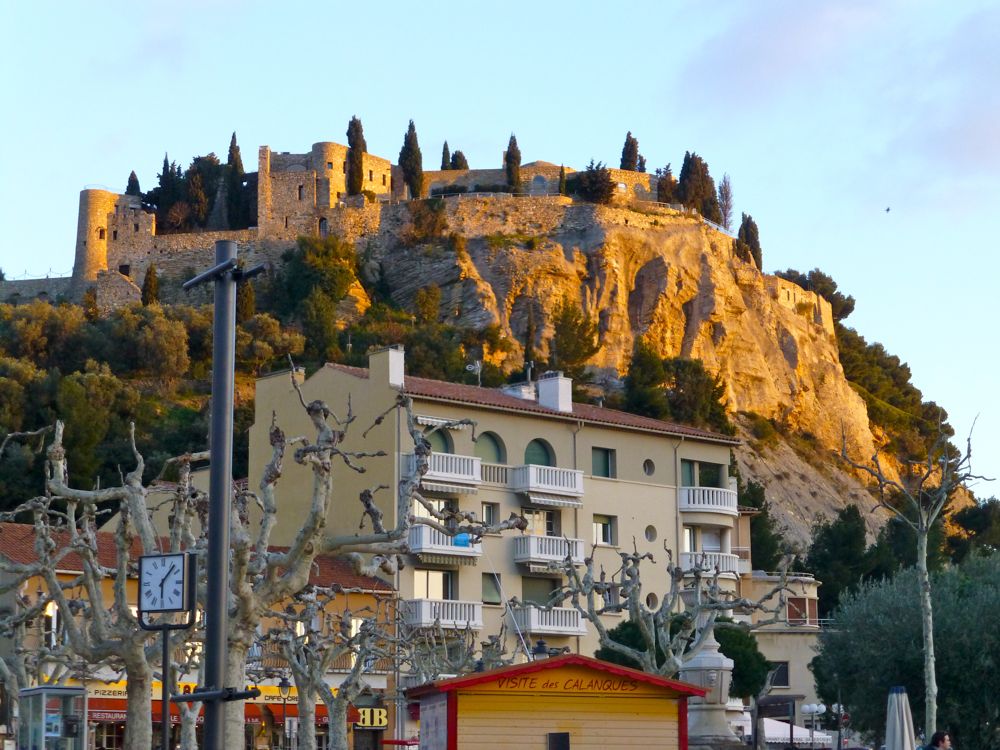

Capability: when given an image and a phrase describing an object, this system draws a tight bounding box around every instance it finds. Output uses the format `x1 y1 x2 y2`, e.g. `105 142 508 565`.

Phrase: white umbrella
885 686 917 750
763 718 833 746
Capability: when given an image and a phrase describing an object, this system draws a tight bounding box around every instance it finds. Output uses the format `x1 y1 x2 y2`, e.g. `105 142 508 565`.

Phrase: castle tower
71 188 119 292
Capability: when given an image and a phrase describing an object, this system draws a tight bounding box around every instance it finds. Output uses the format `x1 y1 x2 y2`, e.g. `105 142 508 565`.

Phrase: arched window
474 432 506 464
424 429 452 454
524 439 554 467
318 218 328 238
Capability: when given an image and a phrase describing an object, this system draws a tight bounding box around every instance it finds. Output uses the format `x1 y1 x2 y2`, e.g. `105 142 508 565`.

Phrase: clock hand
160 564 176 598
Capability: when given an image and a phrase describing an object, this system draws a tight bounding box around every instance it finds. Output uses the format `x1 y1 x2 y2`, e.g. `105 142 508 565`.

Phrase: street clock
138 552 192 614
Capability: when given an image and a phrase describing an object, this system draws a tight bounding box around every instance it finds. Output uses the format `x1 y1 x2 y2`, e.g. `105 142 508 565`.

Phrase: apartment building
250 346 745 665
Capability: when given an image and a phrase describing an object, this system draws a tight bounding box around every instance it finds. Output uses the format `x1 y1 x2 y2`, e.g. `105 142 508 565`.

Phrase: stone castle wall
766 276 835 336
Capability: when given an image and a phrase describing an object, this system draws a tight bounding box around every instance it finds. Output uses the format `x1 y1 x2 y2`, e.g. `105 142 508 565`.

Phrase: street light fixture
802 703 826 748
278 676 291 750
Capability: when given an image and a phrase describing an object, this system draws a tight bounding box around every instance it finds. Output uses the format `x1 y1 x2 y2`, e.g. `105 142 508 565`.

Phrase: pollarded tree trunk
123 656 154 750
917 531 937 738
224 639 251 745
326 698 350 750
297 685 318 750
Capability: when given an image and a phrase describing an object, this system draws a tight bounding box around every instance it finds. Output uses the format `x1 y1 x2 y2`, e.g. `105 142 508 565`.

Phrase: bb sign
354 707 389 730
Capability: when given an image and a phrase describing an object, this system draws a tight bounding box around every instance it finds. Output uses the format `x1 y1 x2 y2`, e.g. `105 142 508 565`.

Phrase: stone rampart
0 277 73 304
766 276 835 336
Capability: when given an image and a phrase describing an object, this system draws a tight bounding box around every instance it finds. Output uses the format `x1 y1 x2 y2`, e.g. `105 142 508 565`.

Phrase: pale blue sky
2 0 997 495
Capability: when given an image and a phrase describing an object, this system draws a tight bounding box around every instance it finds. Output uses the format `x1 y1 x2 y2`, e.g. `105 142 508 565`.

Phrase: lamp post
802 703 826 748
278 676 291 750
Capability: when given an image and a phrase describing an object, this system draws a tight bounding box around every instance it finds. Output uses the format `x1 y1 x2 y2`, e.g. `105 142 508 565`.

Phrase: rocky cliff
355 196 884 542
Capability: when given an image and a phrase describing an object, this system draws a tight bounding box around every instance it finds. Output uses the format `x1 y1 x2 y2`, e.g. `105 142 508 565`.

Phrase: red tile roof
0 523 392 592
324 363 739 445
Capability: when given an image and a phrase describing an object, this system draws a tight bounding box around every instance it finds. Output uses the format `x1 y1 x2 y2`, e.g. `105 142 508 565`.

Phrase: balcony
405 452 481 493
510 465 584 506
733 546 752 575
511 605 587 636
513 535 585 566
680 551 740 576
408 524 482 558
403 599 483 629
678 487 738 517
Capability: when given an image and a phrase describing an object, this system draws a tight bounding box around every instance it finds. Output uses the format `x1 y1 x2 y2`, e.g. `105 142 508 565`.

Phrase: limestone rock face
367 198 876 464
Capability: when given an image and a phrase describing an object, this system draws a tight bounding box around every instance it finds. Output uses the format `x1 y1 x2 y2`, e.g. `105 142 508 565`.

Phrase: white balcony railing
678 487 739 516
403 599 483 629
510 465 584 497
680 551 740 576
513 535 585 566
512 605 587 636
405 452 481 487
481 462 509 485
408 524 482 557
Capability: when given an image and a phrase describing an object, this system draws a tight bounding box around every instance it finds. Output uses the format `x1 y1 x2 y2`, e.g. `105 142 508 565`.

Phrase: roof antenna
465 360 482 387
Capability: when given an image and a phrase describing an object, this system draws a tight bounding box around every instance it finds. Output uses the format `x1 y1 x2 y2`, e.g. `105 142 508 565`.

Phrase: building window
284 216 289 229
343 161 347 173
643 458 655 476
524 438 554 467
414 569 454 600
681 459 725 487
482 573 502 605
112 229 118 241
547 733 571 750
591 447 616 478
327 161 333 170
770 661 790 688
43 600 62 648
522 577 558 607
98 227 106 240
118 264 131 277
592 514 617 546
787 597 818 626
682 526 696 553
701 527 722 552
318 218 328 238
474 432 506 464
133 223 139 232
481 502 499 526
382 174 387 186
297 185 304 200
412 497 454 520
523 508 557 537
368 169 373 181
424 428 452 454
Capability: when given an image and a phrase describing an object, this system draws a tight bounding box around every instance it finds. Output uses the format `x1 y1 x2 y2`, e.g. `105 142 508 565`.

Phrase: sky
1 0 997 495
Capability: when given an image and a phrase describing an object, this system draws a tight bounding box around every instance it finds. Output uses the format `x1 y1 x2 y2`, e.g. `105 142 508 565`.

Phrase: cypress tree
676 151 722 223
718 174 734 231
637 155 647 173
620 131 639 171
441 141 451 170
236 279 256 323
655 164 677 203
450 151 469 170
737 213 762 268
346 116 367 196
398 120 424 199
504 134 521 191
125 171 141 196
226 132 247 229
141 264 159 306
187 172 209 226
558 165 567 196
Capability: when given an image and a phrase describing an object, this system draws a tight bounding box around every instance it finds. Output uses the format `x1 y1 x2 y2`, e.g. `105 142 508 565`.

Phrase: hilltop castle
0 140 657 309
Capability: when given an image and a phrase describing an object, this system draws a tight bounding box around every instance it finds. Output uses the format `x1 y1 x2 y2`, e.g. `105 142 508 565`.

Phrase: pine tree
620 131 639 171
558 165 567 196
141 265 159 306
125 171 141 196
450 151 469 170
504 134 521 191
346 116 367 196
718 174 733 231
576 160 615 204
226 132 247 229
441 141 451 170
737 213 762 268
655 164 677 204
398 120 424 199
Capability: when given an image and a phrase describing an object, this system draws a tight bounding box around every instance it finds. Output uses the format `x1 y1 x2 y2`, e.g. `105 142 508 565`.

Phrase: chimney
537 371 572 412
369 345 405 388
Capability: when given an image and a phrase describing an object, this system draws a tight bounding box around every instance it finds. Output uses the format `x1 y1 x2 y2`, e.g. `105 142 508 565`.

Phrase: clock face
139 553 188 613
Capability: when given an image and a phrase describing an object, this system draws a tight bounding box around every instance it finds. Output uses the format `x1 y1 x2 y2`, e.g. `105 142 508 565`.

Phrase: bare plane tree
842 426 988 739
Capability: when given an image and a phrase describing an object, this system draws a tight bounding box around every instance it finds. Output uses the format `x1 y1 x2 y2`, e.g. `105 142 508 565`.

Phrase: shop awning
245 703 263 724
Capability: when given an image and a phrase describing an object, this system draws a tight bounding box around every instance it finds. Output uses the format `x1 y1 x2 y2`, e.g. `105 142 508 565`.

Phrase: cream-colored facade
249 346 743 663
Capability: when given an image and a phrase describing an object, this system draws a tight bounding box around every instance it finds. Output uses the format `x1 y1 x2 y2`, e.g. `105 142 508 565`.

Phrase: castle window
297 185 304 200
118 264 131 277
368 169 373 182
97 228 106 240
319 218 328 238
327 161 333 170
112 230 117 241
133 223 139 232
382 174 387 186
284 217 289 229
342 161 347 173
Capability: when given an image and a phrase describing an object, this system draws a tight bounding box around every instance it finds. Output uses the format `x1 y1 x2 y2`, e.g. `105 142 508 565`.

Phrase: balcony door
414 569 455 600
523 508 557 537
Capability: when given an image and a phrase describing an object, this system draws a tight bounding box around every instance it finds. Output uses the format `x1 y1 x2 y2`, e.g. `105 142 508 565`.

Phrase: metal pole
163 629 170 750
203 239 237 750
